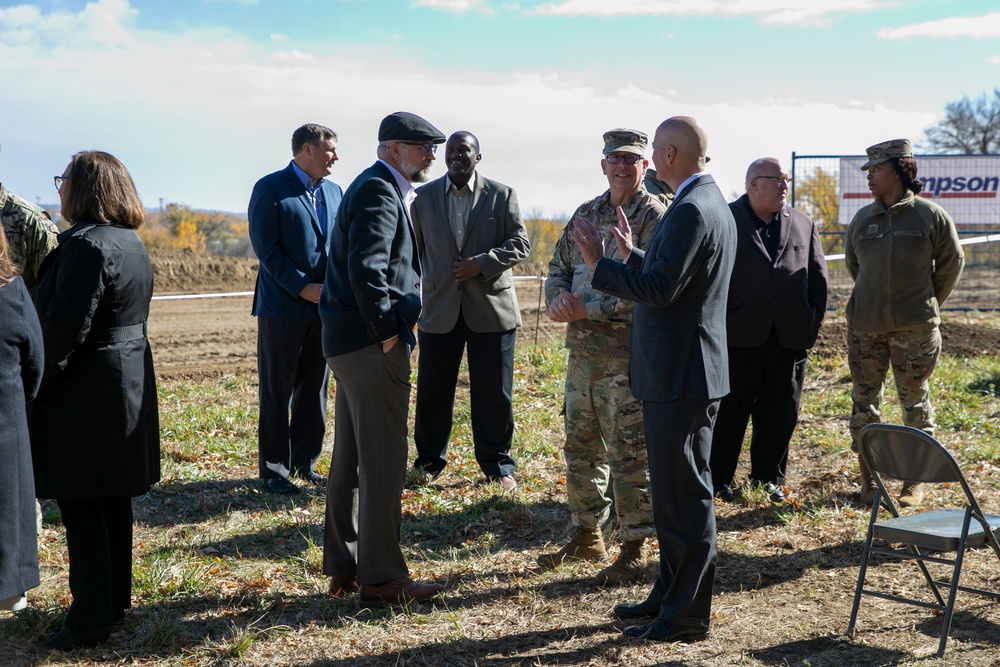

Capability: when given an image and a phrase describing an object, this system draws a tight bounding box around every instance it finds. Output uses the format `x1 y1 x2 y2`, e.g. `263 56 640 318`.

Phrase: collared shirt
675 171 707 200
378 159 417 212
291 160 327 238
445 173 476 247
744 196 780 262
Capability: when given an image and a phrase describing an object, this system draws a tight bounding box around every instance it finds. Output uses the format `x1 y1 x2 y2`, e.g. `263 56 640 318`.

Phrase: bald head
650 116 709 192
745 157 782 187
744 157 789 219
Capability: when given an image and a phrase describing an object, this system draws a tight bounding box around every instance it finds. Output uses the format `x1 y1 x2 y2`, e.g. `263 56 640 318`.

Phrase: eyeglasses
54 176 69 190
399 142 437 155
754 175 791 186
605 154 643 165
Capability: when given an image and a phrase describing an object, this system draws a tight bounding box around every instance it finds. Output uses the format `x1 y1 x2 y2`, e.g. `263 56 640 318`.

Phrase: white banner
838 155 1000 225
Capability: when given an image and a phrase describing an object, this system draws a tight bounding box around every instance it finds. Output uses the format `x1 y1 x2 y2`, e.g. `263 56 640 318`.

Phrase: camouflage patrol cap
602 128 647 156
861 138 913 170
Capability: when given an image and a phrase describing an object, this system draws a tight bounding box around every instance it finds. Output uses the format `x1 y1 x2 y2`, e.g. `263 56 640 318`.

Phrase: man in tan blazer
411 131 530 489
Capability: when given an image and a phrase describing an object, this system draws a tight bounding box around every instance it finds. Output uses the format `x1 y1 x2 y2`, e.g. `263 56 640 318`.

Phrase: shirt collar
445 173 476 194
378 159 417 207
291 160 323 191
675 172 706 199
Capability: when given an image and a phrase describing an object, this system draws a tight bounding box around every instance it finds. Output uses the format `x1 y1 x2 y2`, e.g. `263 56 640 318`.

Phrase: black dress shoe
30 625 111 653
613 595 662 619
713 483 734 502
622 619 710 642
292 469 327 486
264 477 300 494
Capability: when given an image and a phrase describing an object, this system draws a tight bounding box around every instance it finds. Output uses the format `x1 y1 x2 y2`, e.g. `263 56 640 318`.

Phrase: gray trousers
323 342 411 584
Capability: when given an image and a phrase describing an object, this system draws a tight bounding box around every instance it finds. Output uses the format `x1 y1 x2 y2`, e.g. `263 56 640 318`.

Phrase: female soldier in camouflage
845 139 964 507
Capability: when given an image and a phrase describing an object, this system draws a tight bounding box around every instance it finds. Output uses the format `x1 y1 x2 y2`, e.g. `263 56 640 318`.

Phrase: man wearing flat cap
410 131 530 491
845 138 963 507
320 111 446 606
538 128 666 585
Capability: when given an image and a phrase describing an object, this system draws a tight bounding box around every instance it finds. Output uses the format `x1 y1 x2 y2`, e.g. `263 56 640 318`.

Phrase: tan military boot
898 482 924 508
536 527 608 569
858 456 877 505
594 539 646 586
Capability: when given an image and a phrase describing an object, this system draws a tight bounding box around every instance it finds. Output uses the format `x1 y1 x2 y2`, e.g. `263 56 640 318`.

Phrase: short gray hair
292 124 338 155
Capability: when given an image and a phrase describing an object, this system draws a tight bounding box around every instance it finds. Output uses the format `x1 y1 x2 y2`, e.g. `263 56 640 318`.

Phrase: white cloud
988 55 1000 65
269 32 288 41
412 0 495 15
528 0 891 26
0 0 936 216
878 11 1000 39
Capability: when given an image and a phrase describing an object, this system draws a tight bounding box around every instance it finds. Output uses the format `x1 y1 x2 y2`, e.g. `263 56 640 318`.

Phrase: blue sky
1 0 998 217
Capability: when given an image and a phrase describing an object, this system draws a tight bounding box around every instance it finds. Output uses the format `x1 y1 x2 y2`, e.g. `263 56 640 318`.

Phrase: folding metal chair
847 424 1000 656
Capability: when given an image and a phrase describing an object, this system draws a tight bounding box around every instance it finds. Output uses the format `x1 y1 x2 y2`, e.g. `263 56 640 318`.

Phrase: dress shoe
713 483 734 502
328 575 359 597
763 482 786 504
613 594 662 619
359 577 444 606
622 619 710 642
292 469 328 486
30 625 111 653
264 476 300 494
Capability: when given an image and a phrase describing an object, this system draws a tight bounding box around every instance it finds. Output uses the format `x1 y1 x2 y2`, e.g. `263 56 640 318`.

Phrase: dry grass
3 323 1000 667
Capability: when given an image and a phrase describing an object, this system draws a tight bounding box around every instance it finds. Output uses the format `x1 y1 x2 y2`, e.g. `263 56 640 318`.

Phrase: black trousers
413 311 516 478
710 331 807 487
56 496 133 632
257 316 329 479
642 398 719 629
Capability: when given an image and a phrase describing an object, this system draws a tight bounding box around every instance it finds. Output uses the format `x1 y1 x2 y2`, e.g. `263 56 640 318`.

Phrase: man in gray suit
710 158 828 504
575 116 736 642
411 131 529 490
320 112 446 606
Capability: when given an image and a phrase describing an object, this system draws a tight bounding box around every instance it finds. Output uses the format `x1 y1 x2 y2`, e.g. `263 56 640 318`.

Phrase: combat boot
536 527 607 569
858 456 877 505
594 538 646 586
898 482 924 508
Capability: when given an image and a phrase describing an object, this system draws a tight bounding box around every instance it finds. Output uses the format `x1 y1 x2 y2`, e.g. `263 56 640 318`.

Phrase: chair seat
874 508 1000 551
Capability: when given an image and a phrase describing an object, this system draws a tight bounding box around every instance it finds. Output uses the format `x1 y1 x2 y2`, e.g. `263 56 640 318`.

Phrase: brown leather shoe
329 575 359 597
359 577 444 605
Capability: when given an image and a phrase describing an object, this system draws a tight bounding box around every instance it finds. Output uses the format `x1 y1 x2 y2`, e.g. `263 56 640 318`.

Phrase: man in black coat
575 117 736 642
319 112 445 606
710 158 828 503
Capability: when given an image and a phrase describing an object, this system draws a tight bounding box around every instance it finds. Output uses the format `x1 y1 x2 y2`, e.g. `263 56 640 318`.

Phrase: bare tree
924 88 1000 154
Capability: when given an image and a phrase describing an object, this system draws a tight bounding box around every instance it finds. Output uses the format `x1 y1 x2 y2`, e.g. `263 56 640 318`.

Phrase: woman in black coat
30 151 160 652
0 227 44 613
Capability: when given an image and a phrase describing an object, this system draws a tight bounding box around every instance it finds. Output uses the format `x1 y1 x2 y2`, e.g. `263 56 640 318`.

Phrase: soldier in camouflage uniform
845 139 964 507
538 129 666 585
0 182 59 295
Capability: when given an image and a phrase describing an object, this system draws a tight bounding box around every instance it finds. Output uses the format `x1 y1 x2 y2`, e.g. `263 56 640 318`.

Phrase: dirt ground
148 253 1000 380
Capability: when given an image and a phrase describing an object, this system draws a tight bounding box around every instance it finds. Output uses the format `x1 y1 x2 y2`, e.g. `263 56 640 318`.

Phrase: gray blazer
412 172 529 334
592 174 736 402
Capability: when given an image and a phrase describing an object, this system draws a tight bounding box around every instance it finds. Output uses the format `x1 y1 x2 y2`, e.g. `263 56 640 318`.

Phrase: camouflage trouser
847 325 941 448
563 351 654 541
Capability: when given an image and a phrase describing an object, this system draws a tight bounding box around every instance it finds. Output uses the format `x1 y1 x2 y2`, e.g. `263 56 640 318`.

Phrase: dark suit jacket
412 173 529 334
249 162 343 321
320 161 421 357
592 174 736 402
31 223 160 500
727 195 828 350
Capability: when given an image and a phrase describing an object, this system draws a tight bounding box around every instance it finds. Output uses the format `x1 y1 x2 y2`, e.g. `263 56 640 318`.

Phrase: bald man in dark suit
574 116 736 642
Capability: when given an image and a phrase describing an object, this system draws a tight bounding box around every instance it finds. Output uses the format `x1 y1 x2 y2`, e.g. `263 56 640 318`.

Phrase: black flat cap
378 112 446 143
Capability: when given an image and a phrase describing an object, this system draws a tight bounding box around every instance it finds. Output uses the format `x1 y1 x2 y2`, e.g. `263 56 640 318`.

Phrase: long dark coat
0 276 43 601
30 222 160 500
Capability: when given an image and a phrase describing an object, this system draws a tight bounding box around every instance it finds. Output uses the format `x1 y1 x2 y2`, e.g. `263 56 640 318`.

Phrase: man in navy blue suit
576 116 736 642
249 123 343 495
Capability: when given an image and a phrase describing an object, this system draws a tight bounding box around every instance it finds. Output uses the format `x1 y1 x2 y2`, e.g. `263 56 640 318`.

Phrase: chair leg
848 495 881 638
936 510 975 658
